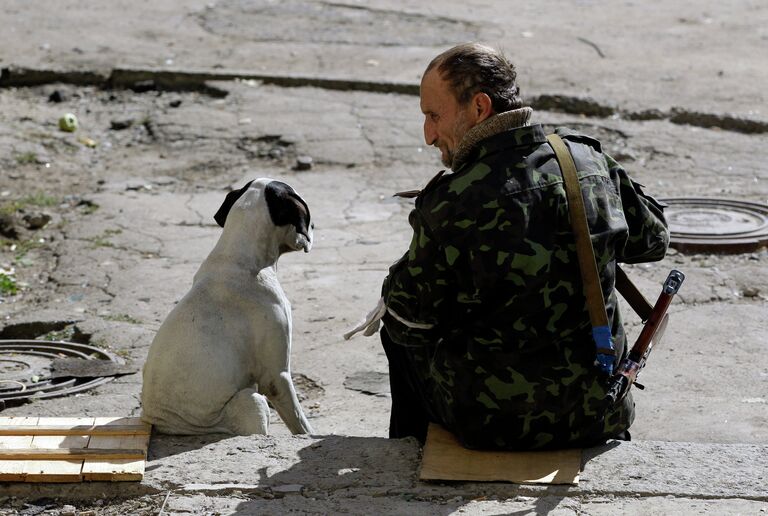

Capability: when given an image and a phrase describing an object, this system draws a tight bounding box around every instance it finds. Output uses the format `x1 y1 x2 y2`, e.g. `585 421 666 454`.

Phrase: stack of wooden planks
0 416 151 482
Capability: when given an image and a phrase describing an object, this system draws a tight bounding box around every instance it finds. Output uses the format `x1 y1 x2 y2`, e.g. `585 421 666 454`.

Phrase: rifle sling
547 134 653 325
547 134 610 331
615 265 653 321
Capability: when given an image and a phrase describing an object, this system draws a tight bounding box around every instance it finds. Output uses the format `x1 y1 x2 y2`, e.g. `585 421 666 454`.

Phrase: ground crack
2 66 764 134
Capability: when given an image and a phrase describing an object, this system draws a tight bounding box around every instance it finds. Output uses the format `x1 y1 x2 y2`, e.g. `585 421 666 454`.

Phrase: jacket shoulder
393 169 447 200
423 169 447 193
414 169 449 207
555 127 604 153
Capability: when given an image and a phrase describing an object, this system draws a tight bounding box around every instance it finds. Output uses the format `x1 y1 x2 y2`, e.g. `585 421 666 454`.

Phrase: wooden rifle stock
607 270 685 406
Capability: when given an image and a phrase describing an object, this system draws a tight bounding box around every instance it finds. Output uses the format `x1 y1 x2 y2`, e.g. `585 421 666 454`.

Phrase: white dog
141 178 314 436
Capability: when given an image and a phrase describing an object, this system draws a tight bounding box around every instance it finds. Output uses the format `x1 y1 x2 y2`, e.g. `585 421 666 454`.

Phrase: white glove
343 297 386 340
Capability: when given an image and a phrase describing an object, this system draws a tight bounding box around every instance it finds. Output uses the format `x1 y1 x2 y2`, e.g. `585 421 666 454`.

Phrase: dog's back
141 266 287 434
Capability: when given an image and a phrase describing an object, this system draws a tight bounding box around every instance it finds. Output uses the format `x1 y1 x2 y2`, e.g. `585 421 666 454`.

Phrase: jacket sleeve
608 155 670 263
381 207 455 346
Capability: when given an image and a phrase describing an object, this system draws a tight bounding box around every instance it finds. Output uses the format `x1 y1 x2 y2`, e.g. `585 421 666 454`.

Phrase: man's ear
214 180 254 227
265 181 312 252
472 92 494 123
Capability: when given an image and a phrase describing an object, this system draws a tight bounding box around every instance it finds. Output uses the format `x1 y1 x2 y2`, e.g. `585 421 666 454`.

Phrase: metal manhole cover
0 340 122 409
660 198 768 253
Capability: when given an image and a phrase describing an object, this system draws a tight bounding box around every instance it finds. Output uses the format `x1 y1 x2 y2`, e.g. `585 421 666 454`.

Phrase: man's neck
451 107 533 171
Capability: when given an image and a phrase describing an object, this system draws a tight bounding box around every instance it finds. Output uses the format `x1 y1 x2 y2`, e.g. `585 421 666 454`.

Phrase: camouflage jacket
381 122 669 450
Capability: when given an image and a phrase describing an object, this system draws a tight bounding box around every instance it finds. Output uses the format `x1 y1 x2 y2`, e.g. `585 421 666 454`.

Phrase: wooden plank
0 416 150 483
83 417 150 481
25 417 92 483
0 424 151 436
0 416 38 482
419 424 581 485
0 448 146 460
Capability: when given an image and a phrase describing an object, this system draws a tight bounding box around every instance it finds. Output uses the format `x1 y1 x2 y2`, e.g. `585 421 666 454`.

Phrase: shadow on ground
147 432 232 461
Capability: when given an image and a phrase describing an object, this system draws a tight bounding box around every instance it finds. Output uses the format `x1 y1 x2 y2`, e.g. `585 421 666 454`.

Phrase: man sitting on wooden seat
350 43 669 450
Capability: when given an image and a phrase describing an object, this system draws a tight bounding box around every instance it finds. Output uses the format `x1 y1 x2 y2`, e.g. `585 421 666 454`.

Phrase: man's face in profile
419 68 475 168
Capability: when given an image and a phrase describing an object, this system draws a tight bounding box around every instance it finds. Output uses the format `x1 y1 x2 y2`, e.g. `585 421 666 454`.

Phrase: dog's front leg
267 371 314 434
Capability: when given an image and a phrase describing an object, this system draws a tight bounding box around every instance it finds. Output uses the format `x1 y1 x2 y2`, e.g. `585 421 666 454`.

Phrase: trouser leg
380 327 431 444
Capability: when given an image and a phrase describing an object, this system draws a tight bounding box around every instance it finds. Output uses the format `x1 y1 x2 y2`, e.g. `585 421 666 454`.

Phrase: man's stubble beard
441 149 453 168
438 109 472 169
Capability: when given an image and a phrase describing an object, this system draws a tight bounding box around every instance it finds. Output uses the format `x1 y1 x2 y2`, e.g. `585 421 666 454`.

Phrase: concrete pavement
1 1 767 514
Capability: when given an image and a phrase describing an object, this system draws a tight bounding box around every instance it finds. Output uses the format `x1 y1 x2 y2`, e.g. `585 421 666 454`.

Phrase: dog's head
214 178 313 253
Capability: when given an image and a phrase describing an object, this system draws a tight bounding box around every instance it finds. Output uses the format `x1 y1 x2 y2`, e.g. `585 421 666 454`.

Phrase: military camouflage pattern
381 124 669 450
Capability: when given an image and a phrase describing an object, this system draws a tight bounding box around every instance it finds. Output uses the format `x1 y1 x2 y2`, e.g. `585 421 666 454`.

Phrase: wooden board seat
0 416 151 482
419 424 581 485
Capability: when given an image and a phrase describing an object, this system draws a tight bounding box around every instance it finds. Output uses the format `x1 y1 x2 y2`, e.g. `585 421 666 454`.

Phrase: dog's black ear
214 180 255 227
264 180 311 237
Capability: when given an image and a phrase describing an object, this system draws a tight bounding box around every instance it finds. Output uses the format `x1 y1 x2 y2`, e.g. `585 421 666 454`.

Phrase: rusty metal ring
0 339 122 408
660 197 768 253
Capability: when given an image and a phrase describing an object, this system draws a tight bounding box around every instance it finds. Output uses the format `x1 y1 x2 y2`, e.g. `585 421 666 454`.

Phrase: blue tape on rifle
592 325 615 375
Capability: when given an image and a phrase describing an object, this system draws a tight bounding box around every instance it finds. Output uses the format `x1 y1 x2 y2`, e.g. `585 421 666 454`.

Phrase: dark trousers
381 327 436 444
381 327 631 448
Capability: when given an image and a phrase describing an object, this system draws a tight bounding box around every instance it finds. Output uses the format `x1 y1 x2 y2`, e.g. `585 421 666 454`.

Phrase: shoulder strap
546 134 616 375
615 265 653 321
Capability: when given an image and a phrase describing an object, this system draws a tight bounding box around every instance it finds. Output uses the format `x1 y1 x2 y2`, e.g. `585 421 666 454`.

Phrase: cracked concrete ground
1 1 767 514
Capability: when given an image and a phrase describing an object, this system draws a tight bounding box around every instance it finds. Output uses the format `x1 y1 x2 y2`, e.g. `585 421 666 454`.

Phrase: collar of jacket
451 107 534 171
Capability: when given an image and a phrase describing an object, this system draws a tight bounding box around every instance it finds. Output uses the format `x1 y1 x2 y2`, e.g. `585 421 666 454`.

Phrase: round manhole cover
660 198 768 253
0 340 121 408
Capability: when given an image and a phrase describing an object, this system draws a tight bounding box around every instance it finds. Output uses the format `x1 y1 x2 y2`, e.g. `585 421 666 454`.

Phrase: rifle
606 269 685 406
547 134 685 398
